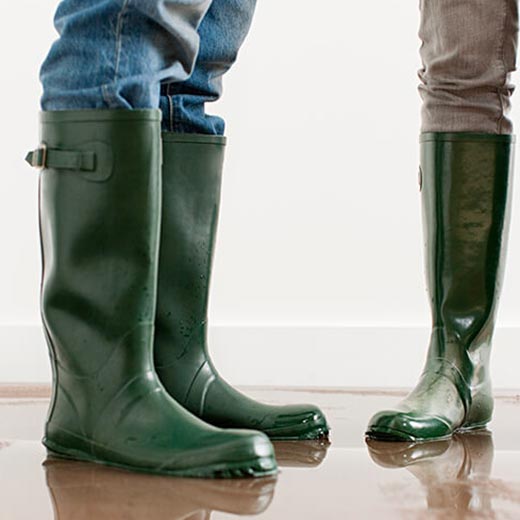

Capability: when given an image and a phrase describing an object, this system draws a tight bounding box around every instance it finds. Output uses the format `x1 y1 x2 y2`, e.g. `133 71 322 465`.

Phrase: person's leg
41 0 212 110
366 0 518 442
26 0 278 477
159 0 256 133
154 0 330 441
419 0 518 134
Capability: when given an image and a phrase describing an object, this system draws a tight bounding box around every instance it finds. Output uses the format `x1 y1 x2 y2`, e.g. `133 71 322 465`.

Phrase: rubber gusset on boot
30 110 277 477
366 132 515 442
154 133 329 440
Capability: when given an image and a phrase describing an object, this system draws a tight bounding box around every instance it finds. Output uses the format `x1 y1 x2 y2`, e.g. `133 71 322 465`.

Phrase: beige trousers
419 0 519 133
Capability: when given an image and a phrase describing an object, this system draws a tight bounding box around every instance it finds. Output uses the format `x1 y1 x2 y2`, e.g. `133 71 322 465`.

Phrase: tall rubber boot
366 133 515 442
26 110 277 477
154 134 329 440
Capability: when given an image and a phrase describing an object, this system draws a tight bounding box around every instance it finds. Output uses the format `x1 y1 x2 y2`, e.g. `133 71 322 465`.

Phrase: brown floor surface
1 386 520 519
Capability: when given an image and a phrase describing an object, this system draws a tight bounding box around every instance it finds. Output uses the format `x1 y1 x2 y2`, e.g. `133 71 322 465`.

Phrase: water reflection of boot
44 457 277 520
367 432 494 516
272 439 331 468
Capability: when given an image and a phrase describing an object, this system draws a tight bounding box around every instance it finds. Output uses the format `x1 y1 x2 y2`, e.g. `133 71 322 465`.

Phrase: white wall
2 0 520 387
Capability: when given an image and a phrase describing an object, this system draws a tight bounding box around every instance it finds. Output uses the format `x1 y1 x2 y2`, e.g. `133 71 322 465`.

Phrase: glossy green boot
366 133 515 442
154 133 329 440
27 110 277 477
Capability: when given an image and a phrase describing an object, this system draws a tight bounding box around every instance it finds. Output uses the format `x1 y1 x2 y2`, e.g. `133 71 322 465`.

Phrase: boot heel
43 429 95 463
457 421 489 433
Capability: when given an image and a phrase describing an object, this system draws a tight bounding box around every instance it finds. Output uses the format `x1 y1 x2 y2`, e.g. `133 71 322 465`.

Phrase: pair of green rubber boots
26 109 329 478
28 109 516 475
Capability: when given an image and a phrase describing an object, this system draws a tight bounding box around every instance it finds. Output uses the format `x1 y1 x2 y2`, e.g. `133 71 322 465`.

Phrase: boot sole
365 422 489 444
263 418 330 441
44 439 278 479
266 427 330 441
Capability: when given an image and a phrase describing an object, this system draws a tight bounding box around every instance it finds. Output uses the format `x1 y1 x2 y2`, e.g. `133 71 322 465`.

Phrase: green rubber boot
27 110 277 477
366 133 515 442
154 133 329 440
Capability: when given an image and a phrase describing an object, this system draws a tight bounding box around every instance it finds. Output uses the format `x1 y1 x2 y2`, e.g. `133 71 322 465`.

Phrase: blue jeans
40 0 257 135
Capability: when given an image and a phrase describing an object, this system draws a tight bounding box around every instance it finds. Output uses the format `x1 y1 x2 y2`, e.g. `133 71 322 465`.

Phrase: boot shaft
154 133 226 384
420 133 515 355
36 109 163 408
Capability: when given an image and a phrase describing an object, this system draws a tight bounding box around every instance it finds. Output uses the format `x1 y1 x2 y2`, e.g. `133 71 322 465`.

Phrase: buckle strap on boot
25 143 96 171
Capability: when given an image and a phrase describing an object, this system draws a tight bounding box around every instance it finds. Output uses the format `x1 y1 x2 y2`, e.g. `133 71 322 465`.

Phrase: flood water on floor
1 386 520 519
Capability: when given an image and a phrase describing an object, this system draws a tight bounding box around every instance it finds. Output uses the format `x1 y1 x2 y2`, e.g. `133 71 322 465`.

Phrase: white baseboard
1 324 519 388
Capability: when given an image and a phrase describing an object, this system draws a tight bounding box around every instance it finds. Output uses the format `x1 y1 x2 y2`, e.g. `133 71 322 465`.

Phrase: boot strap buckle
25 144 96 172
30 143 48 169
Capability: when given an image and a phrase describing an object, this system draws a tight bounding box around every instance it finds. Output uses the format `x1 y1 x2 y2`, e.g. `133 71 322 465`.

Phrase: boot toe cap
165 430 278 478
366 410 453 442
263 405 330 440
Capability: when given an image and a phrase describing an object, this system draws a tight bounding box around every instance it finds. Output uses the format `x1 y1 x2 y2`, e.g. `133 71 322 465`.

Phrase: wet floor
1 386 520 519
